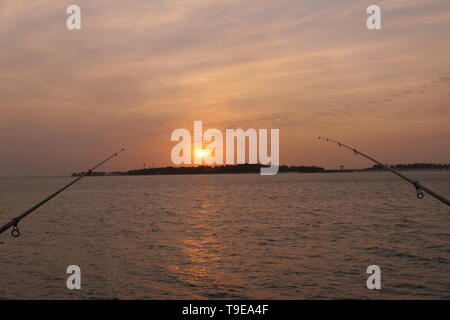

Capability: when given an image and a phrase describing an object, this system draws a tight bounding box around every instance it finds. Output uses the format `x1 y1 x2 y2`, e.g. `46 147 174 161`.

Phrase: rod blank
318 137 450 206
0 149 125 237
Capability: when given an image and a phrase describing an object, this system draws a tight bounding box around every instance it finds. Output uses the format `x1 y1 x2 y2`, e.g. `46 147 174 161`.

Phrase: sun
195 149 208 158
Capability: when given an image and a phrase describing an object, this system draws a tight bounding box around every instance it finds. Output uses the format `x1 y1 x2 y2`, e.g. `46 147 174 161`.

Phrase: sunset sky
1 0 449 176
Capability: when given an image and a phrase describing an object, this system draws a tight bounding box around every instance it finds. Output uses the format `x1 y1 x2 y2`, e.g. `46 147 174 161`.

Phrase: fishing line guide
0 148 125 238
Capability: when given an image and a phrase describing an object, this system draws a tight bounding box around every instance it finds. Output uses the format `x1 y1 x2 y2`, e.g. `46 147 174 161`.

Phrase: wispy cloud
0 0 449 174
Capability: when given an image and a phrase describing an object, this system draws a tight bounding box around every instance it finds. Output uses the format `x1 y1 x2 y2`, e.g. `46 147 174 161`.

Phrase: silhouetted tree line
71 171 107 177
125 164 324 175
71 171 123 177
368 163 450 171
72 162 448 177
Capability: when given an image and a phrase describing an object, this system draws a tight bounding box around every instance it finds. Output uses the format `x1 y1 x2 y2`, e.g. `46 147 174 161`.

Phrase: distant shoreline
1 167 449 179
71 163 450 177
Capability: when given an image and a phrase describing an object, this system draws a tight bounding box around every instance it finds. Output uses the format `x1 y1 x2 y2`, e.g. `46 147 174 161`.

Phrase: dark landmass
72 164 324 177
71 162 450 177
367 163 450 171
130 164 324 175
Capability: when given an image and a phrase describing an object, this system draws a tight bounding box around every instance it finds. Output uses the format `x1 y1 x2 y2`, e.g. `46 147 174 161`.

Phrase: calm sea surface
0 172 449 299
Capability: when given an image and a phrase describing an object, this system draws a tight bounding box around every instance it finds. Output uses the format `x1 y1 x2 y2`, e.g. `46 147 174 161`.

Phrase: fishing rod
318 137 450 207
0 149 125 238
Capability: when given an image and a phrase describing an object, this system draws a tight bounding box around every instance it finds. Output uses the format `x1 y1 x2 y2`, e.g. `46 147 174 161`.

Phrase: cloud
380 0 443 10
0 0 450 174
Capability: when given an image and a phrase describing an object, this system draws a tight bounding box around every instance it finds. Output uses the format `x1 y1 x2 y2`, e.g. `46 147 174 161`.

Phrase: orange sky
1 0 449 176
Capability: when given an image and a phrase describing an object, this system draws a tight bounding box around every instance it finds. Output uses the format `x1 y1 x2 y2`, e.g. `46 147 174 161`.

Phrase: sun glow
195 149 208 158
